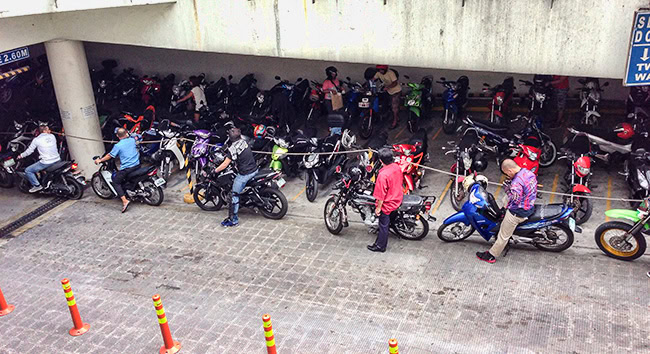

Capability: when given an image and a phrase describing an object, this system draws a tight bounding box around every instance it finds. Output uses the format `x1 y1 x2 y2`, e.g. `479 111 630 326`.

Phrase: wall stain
191 0 202 49
273 0 282 56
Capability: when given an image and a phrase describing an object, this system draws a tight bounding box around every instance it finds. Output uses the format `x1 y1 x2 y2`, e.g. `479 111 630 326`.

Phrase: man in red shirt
368 148 404 252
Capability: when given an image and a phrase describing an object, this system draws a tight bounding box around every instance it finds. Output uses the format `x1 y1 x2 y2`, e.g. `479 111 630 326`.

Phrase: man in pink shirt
368 148 404 252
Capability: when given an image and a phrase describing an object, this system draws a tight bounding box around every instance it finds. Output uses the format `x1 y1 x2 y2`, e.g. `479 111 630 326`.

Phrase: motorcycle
151 120 187 181
622 147 650 204
91 156 165 206
323 163 435 239
14 160 85 199
577 78 609 126
519 75 551 120
594 198 649 261
439 76 469 134
268 131 311 177
357 68 389 139
192 149 288 219
392 128 429 194
305 80 324 123
437 178 577 252
483 77 515 125
302 130 355 202
565 122 638 165
403 75 434 133
557 150 594 225
445 133 489 211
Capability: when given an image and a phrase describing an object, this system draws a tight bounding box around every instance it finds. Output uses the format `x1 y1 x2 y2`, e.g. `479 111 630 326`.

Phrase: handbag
331 92 343 111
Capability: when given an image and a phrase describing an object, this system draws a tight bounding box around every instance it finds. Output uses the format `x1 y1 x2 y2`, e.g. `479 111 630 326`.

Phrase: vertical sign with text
625 10 650 86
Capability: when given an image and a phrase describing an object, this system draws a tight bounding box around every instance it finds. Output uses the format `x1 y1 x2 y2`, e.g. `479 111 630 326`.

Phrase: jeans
230 169 258 223
113 165 140 197
25 161 56 187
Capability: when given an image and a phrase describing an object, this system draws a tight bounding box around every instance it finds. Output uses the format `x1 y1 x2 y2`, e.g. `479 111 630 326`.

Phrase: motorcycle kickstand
502 242 512 257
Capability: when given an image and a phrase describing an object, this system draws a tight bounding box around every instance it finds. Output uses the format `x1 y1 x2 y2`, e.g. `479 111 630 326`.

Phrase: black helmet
349 166 362 182
457 75 469 89
326 66 338 80
471 151 488 172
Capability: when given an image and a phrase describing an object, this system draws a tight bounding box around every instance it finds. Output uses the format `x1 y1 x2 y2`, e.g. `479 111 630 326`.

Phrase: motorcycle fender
167 139 185 168
572 185 591 194
73 174 87 186
409 106 421 117
495 110 503 117
99 170 118 196
442 211 471 226
403 174 414 192
270 160 283 171
604 209 642 223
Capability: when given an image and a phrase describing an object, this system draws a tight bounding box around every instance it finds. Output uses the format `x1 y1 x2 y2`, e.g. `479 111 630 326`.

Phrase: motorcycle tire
64 176 84 200
160 156 173 181
306 172 319 202
449 179 465 212
91 173 114 199
0 169 14 188
533 223 574 252
143 181 164 206
538 140 557 167
323 196 344 235
442 110 457 135
408 110 418 133
393 216 429 240
193 184 223 211
437 221 475 242
594 221 647 261
360 114 373 139
259 187 288 219
564 193 592 225
18 179 31 194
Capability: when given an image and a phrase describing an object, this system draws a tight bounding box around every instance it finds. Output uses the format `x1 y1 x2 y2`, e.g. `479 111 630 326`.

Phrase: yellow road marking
430 179 452 216
394 125 407 140
180 184 189 191
494 174 507 199
291 186 306 201
549 174 559 203
605 177 613 221
431 127 443 141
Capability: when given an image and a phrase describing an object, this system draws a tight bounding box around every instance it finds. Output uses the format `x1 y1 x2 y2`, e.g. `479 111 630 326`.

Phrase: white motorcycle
149 119 185 181
91 156 166 206
578 78 609 126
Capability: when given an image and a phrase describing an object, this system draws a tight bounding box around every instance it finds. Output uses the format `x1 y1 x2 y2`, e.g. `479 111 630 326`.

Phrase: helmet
615 122 635 140
341 129 356 149
253 124 266 138
475 175 488 188
325 66 338 80
471 151 488 172
462 175 475 192
349 166 362 182
456 75 469 89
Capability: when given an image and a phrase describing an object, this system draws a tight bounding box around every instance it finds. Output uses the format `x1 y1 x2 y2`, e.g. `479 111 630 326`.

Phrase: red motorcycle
305 80 324 123
140 76 161 105
393 143 425 194
558 150 594 225
512 135 541 175
483 77 515 125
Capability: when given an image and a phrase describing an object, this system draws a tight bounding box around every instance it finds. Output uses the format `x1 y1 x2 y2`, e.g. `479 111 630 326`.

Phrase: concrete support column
45 39 104 179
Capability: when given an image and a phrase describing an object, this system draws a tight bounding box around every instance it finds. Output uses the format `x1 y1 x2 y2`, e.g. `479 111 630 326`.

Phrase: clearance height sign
625 10 650 86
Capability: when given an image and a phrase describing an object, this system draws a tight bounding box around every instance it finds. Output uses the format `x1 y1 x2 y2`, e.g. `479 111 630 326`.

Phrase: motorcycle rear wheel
442 110 457 135
437 221 475 242
259 187 288 219
533 223 574 252
323 196 344 235
0 169 14 188
393 216 429 240
193 184 223 211
449 180 465 212
538 140 557 167
143 181 164 206
91 173 114 199
594 221 646 261
305 172 319 202
64 176 84 200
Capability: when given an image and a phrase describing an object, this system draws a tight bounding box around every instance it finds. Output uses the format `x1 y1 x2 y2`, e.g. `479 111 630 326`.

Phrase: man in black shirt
214 127 259 227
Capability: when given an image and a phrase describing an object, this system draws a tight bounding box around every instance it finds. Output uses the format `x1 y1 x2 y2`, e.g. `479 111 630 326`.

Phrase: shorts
554 88 568 111
390 93 400 112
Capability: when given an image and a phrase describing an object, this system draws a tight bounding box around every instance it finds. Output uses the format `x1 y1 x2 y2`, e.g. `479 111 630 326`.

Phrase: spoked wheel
563 193 592 225
193 184 224 211
0 169 14 188
91 173 114 199
437 222 475 242
360 113 373 139
64 176 84 200
594 221 647 261
143 181 164 206
539 140 557 167
323 196 344 235
449 179 466 212
305 172 319 202
393 216 429 240
259 187 288 219
533 223 574 252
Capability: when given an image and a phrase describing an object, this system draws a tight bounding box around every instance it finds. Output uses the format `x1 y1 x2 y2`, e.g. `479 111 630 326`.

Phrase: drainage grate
0 197 68 238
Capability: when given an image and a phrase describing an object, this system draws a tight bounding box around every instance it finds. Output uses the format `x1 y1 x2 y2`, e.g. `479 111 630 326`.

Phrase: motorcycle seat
472 119 509 134
399 195 423 210
126 166 156 179
248 168 277 186
44 161 69 173
527 204 565 222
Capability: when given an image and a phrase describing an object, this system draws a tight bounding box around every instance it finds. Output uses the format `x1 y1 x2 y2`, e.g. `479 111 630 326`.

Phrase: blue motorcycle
437 181 577 252
438 76 469 135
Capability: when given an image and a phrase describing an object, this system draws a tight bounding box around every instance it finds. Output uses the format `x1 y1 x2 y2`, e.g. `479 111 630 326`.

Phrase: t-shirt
374 70 402 96
373 163 404 214
192 86 207 110
552 76 569 90
506 168 537 217
19 133 60 164
109 137 140 170
227 139 257 175
322 79 341 100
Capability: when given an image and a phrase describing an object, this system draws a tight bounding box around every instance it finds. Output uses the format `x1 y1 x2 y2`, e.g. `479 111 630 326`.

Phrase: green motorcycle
594 200 649 261
403 75 433 133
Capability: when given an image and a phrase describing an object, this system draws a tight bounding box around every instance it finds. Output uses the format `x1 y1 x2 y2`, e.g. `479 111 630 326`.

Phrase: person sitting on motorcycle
322 66 344 114
213 127 259 227
16 123 61 193
476 159 537 263
368 148 404 253
174 76 207 123
94 127 141 213
374 65 402 129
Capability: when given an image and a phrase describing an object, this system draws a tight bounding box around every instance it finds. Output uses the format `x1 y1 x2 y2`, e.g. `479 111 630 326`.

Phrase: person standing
551 75 569 128
16 123 61 193
213 127 259 227
374 65 402 129
175 76 207 123
476 159 537 263
322 66 344 114
368 148 404 253
94 128 141 213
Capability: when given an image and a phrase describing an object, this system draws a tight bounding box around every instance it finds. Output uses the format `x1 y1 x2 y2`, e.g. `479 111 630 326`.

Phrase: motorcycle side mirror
297 77 303 82
603 81 610 87
440 77 446 81
483 83 490 87
404 75 411 80
228 75 233 80
346 76 352 81
275 75 281 80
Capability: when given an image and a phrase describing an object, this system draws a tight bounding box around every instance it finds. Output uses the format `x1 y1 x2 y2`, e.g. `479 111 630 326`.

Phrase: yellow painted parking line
430 179 452 216
180 184 189 191
605 177 613 221
394 125 407 140
291 186 306 201
549 174 559 203
431 127 443 141
494 175 506 199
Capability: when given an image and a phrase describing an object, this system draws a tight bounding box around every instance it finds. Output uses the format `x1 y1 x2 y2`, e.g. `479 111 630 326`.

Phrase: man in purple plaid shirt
477 159 537 263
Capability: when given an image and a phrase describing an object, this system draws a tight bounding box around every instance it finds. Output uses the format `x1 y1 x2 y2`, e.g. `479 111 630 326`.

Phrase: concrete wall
0 0 176 18
84 42 629 101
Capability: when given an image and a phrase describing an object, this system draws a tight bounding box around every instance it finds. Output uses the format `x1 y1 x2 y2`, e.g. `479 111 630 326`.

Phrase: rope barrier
10 131 643 203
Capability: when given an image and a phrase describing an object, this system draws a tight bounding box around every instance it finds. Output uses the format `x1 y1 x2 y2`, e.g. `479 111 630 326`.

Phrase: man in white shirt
175 76 207 123
16 123 61 193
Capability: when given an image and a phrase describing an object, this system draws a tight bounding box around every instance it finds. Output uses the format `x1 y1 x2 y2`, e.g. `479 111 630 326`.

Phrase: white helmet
341 129 356 149
462 174 488 192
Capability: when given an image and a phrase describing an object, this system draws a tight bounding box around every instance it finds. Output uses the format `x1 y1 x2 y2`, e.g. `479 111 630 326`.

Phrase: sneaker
647 271 650 279
29 185 43 193
221 218 239 228
476 251 496 263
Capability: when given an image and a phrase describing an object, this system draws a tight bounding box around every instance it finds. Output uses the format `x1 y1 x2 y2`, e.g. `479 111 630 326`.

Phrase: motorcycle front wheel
0 169 14 188
393 216 429 240
449 179 465 212
193 184 224 211
564 193 592 225
437 221 475 242
91 173 114 199
305 172 319 202
360 112 373 139
532 223 574 252
259 187 288 219
323 196 344 235
594 221 647 261
538 140 557 167
143 181 164 206
407 110 418 133
442 109 457 135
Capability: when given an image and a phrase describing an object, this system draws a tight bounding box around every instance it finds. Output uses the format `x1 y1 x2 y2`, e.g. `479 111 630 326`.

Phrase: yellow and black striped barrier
182 141 194 204
0 65 30 80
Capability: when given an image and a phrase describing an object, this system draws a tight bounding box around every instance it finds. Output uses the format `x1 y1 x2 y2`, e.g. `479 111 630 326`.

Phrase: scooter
594 198 649 261
152 120 186 181
14 160 85 199
439 76 469 134
577 78 609 126
403 75 434 133
437 177 578 252
90 156 166 206
302 131 353 202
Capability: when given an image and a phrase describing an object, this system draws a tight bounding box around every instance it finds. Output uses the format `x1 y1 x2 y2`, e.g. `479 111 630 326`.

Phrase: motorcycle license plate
154 178 166 187
359 102 370 108
276 177 286 188
3 158 15 168
569 217 576 232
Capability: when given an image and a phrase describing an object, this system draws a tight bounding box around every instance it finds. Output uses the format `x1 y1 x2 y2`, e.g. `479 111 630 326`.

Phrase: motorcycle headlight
526 148 538 161
535 92 545 103
99 80 107 88
495 96 504 105
172 86 180 96
576 164 590 177
638 170 649 190
461 151 472 170
303 153 318 168
407 99 416 106
589 92 600 104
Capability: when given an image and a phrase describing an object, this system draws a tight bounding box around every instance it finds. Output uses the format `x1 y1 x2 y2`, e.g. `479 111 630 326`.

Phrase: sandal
121 201 131 213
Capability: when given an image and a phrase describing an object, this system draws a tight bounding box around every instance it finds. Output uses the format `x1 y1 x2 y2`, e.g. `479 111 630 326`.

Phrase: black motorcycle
623 147 650 206
445 133 489 211
193 149 288 219
91 156 165 206
302 132 350 202
14 160 85 199
323 163 435 240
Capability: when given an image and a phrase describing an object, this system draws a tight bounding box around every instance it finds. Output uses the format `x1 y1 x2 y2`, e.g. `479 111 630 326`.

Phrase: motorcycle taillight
148 169 158 176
